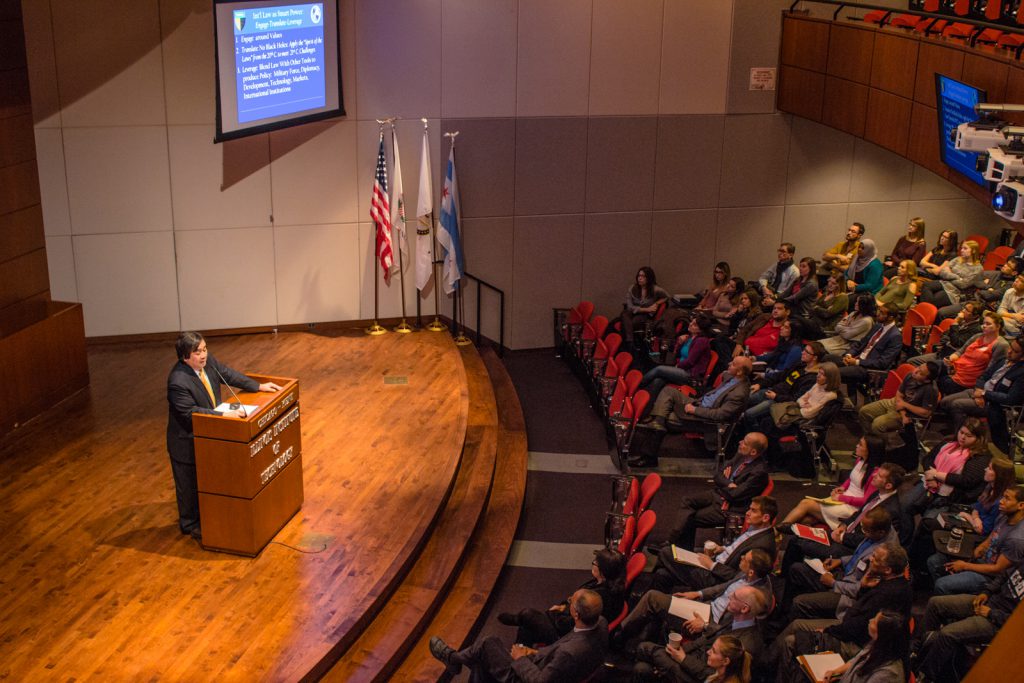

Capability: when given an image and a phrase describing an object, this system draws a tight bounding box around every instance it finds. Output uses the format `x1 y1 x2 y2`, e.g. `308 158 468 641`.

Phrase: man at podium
166 331 281 541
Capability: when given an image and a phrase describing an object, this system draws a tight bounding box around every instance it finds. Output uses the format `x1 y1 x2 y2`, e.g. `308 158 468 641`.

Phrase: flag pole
390 121 412 333
367 123 389 336
444 131 471 346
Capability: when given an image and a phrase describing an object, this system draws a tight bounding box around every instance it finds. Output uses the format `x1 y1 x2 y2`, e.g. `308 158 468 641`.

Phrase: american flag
371 135 394 283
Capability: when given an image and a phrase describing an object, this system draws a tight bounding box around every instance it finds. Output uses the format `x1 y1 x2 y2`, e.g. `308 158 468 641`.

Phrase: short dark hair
751 495 778 523
746 549 773 578
923 360 941 381
879 462 907 488
852 222 865 235
805 341 826 359
780 242 796 255
877 543 908 574
862 507 892 533
1006 484 1024 503
175 331 205 361
774 299 791 312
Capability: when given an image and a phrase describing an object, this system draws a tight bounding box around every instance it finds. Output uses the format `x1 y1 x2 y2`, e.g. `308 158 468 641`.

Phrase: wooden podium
192 375 303 556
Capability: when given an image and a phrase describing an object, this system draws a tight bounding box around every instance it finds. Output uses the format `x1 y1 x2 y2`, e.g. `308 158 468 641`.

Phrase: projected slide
233 3 326 123
936 74 987 187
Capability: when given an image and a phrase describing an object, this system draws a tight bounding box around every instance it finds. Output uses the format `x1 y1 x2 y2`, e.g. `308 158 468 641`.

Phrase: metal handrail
789 0 1024 44
455 271 506 356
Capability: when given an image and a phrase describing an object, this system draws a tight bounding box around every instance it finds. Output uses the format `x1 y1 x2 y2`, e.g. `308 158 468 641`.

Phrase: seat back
622 477 640 516
925 318 955 353
607 602 629 632
880 363 914 399
903 309 928 348
593 337 610 362
910 301 938 327
638 473 663 514
612 351 633 378
608 376 628 416
984 245 1014 270
604 332 623 359
616 515 636 555
625 551 647 588
623 369 643 397
631 509 657 555
624 389 651 424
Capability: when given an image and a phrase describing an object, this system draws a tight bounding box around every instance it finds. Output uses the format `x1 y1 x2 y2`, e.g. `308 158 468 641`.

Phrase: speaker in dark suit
166 331 279 537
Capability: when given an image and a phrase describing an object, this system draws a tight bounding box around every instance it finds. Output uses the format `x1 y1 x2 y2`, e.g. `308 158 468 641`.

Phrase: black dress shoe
189 527 203 542
429 636 462 674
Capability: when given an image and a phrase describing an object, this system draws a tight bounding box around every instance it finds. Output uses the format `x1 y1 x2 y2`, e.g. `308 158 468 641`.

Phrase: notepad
668 596 712 622
803 558 827 575
805 496 843 505
797 652 845 683
215 402 259 416
671 545 710 567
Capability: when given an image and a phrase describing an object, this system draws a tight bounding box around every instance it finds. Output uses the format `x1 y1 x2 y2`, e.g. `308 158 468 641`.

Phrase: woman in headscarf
845 238 884 300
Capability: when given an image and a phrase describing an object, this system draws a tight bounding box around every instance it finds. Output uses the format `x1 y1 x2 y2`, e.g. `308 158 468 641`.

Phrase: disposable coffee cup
704 540 717 553
668 632 683 649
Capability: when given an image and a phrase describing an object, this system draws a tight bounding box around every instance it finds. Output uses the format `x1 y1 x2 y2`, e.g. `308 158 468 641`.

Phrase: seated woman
875 259 919 312
696 262 731 313
906 418 992 518
755 319 805 386
705 635 752 683
743 341 825 424
497 548 626 647
806 274 849 339
729 289 764 339
820 294 875 356
955 457 1018 537
882 216 927 277
846 239 884 299
616 266 670 348
918 229 958 281
639 315 715 398
823 611 908 683
780 431 883 529
936 311 1009 396
711 277 745 329
776 257 819 319
918 240 984 320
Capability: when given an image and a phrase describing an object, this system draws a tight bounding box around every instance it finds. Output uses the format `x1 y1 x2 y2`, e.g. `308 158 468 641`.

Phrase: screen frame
934 72 988 188
212 0 346 144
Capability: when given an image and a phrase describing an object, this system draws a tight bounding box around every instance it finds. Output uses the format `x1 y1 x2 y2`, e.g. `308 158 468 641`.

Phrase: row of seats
865 0 1024 50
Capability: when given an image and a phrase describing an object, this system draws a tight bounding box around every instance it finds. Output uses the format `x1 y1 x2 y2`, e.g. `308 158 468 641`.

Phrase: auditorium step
319 345 527 682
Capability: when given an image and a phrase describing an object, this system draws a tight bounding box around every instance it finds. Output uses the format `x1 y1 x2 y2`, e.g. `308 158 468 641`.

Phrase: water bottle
947 526 964 555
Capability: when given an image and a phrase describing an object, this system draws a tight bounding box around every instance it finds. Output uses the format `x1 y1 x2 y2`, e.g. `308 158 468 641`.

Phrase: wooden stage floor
0 329 469 680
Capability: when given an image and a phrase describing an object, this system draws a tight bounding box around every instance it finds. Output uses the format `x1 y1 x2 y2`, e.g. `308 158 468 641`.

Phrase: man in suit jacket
429 589 608 682
779 463 912 578
652 496 779 592
938 336 1024 454
631 585 768 683
630 356 752 465
166 331 281 539
834 303 902 399
661 432 770 551
772 543 912 683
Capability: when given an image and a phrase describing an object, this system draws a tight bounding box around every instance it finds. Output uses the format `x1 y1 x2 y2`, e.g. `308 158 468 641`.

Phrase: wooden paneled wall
0 1 48 316
778 12 1024 207
0 1 88 436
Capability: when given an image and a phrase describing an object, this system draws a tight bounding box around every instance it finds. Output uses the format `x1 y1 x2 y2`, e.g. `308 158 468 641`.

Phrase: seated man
617 549 774 648
913 557 1024 683
819 223 864 284
907 301 983 366
996 273 1024 338
938 337 1024 454
631 356 753 466
779 463 912 576
858 360 939 447
772 543 912 683
780 507 897 618
658 432 769 550
832 303 902 401
631 585 768 683
651 496 778 593
429 589 607 682
743 341 825 425
927 484 1024 596
736 301 790 357
758 242 799 301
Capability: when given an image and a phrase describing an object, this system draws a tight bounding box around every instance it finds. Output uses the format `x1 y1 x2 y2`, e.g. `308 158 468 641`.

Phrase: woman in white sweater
821 294 875 356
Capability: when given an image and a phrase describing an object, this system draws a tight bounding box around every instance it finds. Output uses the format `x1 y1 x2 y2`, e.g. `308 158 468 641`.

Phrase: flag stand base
426 317 447 332
394 319 413 334
453 334 473 346
366 322 388 336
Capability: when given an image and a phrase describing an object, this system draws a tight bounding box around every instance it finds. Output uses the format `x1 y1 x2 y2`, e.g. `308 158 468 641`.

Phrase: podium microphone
211 364 245 413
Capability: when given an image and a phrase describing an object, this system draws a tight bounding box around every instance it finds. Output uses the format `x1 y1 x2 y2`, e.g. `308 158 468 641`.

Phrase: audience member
618 266 670 348
758 243 799 301
821 295 875 356
658 433 770 551
882 217 927 275
711 277 746 329
639 315 715 398
758 362 840 439
907 301 983 366
996 272 1024 338
875 259 919 312
497 548 625 647
820 223 865 283
702 635 753 683
429 589 607 681
651 496 778 593
918 240 984 319
936 311 1009 397
907 418 992 518
736 301 790 357
832 304 902 402
754 319 804 387
846 238 884 297
944 458 1018 538
776 257 819 318
858 360 939 447
918 229 959 280
696 262 731 313
807 274 850 338
742 341 825 424
823 610 909 683
972 257 1018 306
926 484 1024 596
728 289 762 338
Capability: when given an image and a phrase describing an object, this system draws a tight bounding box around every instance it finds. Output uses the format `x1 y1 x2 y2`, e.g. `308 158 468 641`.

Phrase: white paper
671 545 710 568
668 596 712 622
804 558 826 575
799 652 845 682
215 402 259 417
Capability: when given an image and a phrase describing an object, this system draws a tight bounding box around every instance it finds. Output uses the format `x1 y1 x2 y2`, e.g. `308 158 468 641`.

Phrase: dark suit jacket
840 490 914 548
510 618 608 682
713 453 769 509
846 323 902 370
679 621 764 682
166 355 258 464
690 375 751 422
825 576 911 647
711 527 777 583
977 359 1024 406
